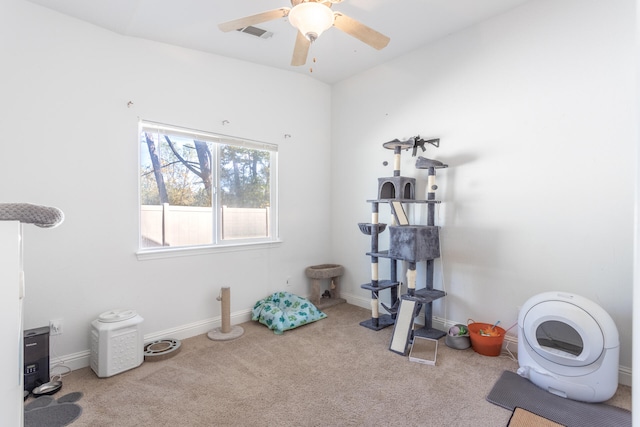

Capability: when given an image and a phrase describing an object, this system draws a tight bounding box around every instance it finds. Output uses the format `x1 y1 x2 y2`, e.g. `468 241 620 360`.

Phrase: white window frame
137 120 280 260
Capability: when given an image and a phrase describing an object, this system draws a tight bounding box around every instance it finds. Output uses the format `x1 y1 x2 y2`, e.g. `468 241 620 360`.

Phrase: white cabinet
0 221 24 427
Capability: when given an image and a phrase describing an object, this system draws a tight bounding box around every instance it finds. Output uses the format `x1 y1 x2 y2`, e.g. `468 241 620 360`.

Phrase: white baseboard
342 291 373 309
50 308 253 373
618 365 632 387
51 295 632 387
50 349 91 374
142 308 253 343
340 291 632 387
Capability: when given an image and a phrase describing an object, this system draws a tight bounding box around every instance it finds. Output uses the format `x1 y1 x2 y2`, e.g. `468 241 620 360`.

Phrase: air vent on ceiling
236 26 273 39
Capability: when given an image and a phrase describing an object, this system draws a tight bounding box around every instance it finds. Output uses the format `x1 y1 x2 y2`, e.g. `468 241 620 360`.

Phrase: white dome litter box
517 292 619 403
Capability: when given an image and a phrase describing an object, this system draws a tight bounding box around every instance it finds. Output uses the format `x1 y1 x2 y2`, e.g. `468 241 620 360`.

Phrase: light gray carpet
487 370 631 427
50 304 630 426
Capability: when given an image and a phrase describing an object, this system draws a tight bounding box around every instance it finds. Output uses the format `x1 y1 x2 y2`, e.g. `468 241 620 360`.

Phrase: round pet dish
32 380 62 396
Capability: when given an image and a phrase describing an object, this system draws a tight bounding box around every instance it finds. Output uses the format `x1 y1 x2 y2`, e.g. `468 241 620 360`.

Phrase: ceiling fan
218 0 390 66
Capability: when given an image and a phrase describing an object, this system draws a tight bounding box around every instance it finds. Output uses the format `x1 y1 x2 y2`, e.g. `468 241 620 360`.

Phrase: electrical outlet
49 318 63 336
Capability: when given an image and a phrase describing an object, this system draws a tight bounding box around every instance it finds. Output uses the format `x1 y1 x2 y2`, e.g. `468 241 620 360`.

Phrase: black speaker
24 326 50 392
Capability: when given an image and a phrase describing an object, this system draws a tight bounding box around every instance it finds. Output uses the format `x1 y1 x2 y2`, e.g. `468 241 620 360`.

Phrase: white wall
331 0 636 383
0 222 23 426
1 0 331 364
1 0 636 390
632 0 639 421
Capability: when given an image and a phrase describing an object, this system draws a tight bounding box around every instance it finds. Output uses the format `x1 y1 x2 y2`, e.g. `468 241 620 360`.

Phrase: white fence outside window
141 204 270 247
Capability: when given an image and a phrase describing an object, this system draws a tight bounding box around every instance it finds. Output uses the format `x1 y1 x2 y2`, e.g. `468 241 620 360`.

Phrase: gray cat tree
358 137 448 355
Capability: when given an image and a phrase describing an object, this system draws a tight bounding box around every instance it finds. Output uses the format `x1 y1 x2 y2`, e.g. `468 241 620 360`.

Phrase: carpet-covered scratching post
208 287 244 341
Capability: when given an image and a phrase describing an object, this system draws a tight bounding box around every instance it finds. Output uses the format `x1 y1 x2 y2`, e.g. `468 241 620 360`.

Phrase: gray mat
487 370 631 427
25 392 83 427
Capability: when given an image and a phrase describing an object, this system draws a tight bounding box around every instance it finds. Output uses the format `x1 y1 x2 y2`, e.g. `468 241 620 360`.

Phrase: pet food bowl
32 380 62 396
468 322 506 357
445 324 471 350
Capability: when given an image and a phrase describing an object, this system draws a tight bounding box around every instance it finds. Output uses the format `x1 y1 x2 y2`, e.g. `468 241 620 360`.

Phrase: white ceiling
26 0 531 84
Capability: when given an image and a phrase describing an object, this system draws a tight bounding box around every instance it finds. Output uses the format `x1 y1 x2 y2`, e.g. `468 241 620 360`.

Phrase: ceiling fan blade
291 30 311 66
218 8 290 32
333 12 390 50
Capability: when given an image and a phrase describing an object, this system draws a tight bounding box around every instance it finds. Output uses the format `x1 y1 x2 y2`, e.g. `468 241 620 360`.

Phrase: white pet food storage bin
517 292 619 403
90 309 144 378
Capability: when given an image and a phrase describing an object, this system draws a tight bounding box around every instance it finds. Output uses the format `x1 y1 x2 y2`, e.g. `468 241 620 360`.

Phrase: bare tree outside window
139 123 277 249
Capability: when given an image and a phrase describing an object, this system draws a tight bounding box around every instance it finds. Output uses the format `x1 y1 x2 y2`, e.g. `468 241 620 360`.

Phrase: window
138 121 278 254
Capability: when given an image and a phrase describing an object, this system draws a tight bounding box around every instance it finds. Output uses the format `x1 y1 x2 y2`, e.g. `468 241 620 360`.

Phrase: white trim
341 291 372 309
143 309 252 343
618 365 632 387
51 308 253 372
138 120 280 255
50 350 91 373
50 297 632 387
136 239 283 260
340 291 632 386
140 120 278 152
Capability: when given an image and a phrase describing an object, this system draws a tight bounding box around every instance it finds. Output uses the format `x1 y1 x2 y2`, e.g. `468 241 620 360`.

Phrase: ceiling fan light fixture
288 2 335 41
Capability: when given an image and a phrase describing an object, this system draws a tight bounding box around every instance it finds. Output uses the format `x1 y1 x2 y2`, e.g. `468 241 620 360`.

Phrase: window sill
136 239 283 261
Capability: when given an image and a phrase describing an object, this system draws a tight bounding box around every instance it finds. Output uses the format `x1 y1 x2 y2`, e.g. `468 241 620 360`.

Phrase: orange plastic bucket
467 322 506 357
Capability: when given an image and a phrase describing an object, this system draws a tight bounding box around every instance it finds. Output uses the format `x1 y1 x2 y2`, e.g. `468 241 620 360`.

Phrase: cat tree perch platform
305 264 346 309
